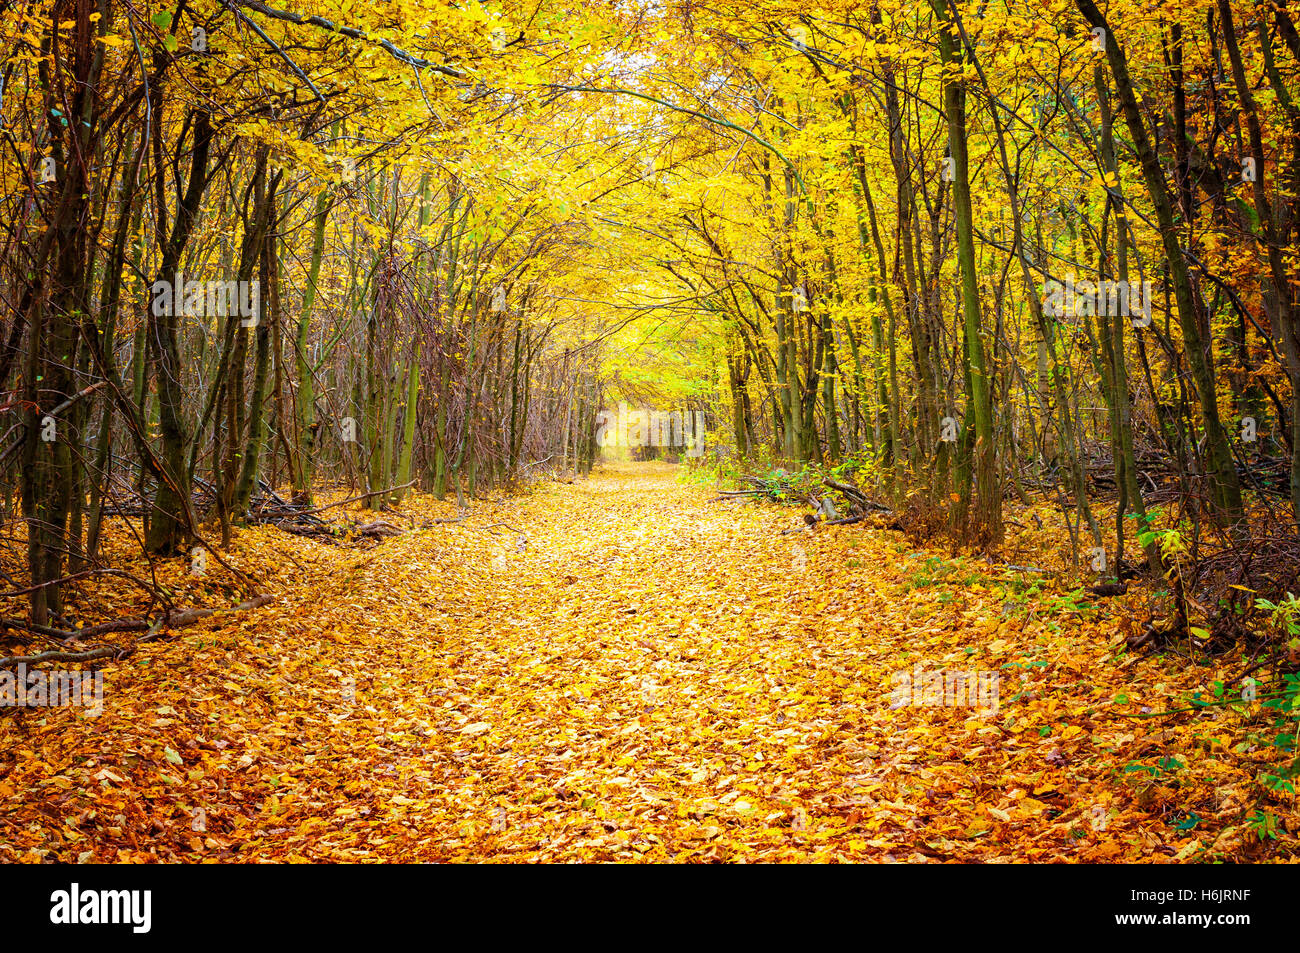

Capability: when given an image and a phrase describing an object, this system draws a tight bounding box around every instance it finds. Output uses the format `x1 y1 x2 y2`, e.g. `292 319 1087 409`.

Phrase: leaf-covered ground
0 463 1293 861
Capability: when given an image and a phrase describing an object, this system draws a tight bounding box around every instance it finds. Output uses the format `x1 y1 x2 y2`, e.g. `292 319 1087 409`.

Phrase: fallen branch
0 595 275 663
826 514 870 526
822 479 891 512
0 645 124 668
708 489 767 502
147 594 276 635
352 520 403 540
294 481 417 517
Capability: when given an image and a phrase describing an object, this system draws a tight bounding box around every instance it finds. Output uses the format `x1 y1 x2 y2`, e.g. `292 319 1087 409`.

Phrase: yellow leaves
0 466 1280 864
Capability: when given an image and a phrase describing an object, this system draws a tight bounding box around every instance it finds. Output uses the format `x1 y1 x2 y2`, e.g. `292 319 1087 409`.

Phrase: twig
0 381 107 468
231 0 465 77
470 522 526 534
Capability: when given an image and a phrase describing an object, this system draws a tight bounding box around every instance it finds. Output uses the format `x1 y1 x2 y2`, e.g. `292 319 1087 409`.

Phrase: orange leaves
0 463 1292 861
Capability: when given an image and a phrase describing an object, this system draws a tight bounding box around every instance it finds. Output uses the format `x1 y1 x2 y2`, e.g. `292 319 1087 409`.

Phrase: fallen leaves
0 462 1295 862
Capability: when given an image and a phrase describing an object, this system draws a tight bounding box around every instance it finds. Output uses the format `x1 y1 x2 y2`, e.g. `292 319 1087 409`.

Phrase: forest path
3 463 1199 862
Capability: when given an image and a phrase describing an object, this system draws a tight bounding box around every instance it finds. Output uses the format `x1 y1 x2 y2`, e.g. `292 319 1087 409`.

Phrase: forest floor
0 462 1294 862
